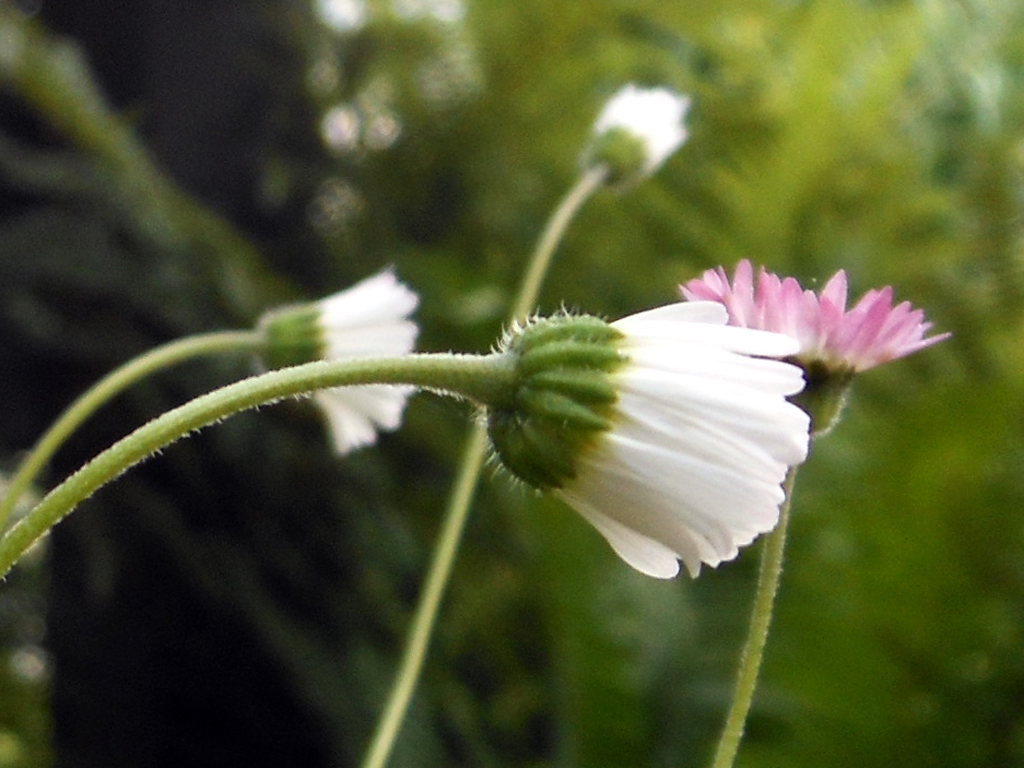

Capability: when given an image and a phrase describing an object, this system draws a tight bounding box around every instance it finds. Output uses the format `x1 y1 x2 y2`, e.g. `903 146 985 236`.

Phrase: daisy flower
259 269 420 454
681 259 950 375
681 260 949 435
488 302 810 578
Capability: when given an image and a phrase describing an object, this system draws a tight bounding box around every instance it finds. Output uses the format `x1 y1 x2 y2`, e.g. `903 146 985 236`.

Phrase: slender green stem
360 428 489 768
360 166 608 768
0 352 514 580
511 164 609 321
0 331 264 533
709 467 801 768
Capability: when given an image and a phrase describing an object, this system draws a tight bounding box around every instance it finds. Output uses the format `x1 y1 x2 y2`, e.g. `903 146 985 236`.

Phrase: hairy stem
0 352 513 579
0 331 264 532
709 467 800 768
512 165 609 320
359 428 489 768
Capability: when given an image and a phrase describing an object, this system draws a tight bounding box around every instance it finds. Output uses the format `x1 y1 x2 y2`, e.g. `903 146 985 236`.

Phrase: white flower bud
586 84 691 184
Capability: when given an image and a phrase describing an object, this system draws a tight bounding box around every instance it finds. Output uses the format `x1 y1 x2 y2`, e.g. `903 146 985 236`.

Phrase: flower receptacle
487 315 625 490
790 360 853 437
586 127 652 186
258 305 323 370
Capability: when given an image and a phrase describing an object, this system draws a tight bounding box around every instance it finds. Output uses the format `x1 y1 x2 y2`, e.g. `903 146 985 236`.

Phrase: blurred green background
0 0 1018 766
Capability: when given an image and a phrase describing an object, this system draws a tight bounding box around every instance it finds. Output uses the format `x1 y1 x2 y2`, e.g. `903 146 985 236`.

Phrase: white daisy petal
314 271 419 453
557 302 810 578
566 495 684 579
318 269 419 329
315 384 416 454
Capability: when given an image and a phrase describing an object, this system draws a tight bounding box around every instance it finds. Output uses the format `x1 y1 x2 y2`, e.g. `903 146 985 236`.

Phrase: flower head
259 269 420 454
681 260 949 435
585 84 691 184
487 303 810 578
681 260 950 375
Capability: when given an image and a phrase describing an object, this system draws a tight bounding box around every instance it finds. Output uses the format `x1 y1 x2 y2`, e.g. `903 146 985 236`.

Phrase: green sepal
525 369 619 406
257 305 324 370
515 314 621 351
518 388 612 431
487 314 625 490
519 341 623 377
790 358 854 437
489 409 580 489
586 126 649 186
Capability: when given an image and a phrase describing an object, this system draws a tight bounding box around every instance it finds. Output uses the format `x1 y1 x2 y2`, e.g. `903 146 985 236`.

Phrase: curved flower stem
0 352 514 580
360 165 609 768
0 331 265 533
709 466 800 768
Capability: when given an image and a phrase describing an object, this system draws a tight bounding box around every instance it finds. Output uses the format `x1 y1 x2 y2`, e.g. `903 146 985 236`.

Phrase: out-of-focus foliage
0 0 1021 766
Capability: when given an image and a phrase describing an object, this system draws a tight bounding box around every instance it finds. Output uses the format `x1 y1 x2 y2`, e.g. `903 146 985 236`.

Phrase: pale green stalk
359 427 489 768
360 163 609 768
0 331 264 533
510 164 609 320
0 352 515 580
709 466 801 768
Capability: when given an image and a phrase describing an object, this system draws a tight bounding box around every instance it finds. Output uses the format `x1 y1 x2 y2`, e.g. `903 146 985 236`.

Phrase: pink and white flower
681 260 949 374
